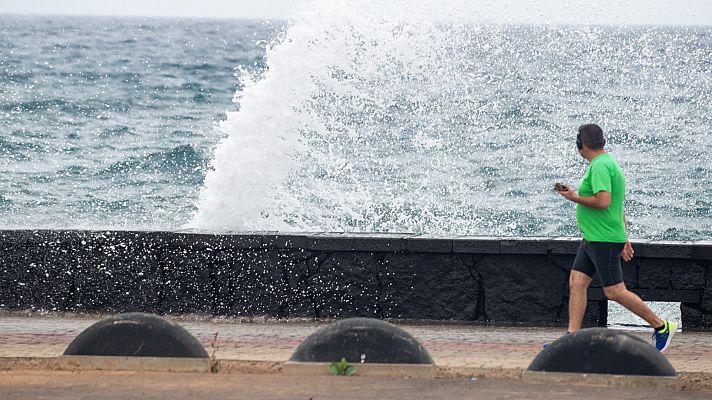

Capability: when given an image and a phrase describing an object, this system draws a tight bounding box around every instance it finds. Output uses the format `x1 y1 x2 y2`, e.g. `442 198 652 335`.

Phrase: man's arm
622 211 634 261
558 188 611 209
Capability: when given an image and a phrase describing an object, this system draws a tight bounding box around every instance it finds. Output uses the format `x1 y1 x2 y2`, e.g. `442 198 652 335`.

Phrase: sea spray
1 12 708 237
190 0 711 236
190 1 556 232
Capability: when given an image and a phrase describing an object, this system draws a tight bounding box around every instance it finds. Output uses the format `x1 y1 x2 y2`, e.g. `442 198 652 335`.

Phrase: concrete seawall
1 230 710 329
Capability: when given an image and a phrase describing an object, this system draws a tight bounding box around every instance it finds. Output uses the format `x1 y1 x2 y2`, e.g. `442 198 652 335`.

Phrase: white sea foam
191 1 495 232
189 14 318 231
190 0 712 236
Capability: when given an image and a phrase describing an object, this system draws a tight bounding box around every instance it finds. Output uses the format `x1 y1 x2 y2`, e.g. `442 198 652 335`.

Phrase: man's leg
568 270 593 333
595 243 676 351
603 283 664 328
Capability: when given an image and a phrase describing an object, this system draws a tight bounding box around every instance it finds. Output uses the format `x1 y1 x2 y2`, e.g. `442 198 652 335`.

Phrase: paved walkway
4 370 712 400
0 313 710 374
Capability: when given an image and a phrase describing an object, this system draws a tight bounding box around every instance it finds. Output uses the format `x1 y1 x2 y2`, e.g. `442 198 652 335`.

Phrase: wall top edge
0 229 709 246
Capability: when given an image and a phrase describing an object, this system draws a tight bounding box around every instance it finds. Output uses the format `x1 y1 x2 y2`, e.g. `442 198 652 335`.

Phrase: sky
0 0 711 26
0 0 302 20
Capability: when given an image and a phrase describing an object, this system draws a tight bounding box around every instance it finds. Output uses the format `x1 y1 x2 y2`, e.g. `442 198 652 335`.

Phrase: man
557 123 675 352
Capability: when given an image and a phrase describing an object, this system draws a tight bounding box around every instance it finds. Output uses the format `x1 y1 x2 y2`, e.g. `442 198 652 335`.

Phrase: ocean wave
158 62 185 70
191 93 210 103
0 69 34 83
0 98 130 117
0 136 46 156
75 197 136 212
0 195 12 209
179 82 203 90
1 99 67 113
54 99 135 115
158 62 227 74
57 165 90 177
11 129 51 139
99 126 135 137
101 144 207 178
193 63 220 71
608 130 685 146
56 71 143 84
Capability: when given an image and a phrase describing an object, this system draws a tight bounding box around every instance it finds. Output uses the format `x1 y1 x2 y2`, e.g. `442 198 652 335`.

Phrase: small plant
329 357 357 376
209 332 222 373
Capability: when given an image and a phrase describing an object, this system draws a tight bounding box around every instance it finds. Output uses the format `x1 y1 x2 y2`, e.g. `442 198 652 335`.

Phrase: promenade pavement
4 370 712 400
2 313 712 399
0 313 710 375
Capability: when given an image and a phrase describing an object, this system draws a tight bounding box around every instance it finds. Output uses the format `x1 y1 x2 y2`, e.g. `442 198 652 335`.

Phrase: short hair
577 124 606 150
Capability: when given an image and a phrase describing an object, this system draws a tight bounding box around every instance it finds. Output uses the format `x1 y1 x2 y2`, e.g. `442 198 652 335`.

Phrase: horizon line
1 12 711 28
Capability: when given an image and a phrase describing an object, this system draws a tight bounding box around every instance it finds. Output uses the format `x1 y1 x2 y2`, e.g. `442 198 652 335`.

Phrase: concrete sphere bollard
290 317 433 364
63 312 208 358
527 328 676 376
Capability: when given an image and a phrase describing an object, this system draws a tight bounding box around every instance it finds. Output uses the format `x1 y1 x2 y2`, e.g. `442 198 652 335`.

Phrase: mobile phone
554 183 568 191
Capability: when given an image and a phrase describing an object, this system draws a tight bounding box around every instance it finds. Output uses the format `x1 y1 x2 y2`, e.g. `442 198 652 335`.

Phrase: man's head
577 123 606 151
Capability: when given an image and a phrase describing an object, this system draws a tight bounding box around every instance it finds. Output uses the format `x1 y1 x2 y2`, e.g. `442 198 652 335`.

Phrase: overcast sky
0 0 302 19
1 0 711 25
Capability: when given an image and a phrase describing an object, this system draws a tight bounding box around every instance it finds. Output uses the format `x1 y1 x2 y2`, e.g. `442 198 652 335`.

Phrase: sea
1 5 710 325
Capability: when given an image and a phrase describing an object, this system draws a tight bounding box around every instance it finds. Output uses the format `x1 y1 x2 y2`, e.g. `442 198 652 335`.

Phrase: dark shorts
572 240 625 287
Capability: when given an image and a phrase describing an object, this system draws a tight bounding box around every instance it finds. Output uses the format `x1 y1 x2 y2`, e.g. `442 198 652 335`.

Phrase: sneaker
653 320 677 352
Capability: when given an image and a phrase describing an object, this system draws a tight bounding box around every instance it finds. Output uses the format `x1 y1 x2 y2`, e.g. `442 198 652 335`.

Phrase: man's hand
557 187 611 209
621 240 634 262
557 186 578 201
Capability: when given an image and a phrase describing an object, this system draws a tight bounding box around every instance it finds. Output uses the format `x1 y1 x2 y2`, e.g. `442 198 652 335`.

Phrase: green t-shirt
575 153 628 243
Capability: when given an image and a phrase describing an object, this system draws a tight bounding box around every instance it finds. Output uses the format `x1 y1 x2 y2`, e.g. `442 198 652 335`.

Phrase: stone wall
1 230 710 330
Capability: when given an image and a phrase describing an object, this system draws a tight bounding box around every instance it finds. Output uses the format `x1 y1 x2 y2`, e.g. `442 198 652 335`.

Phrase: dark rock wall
1 231 710 330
